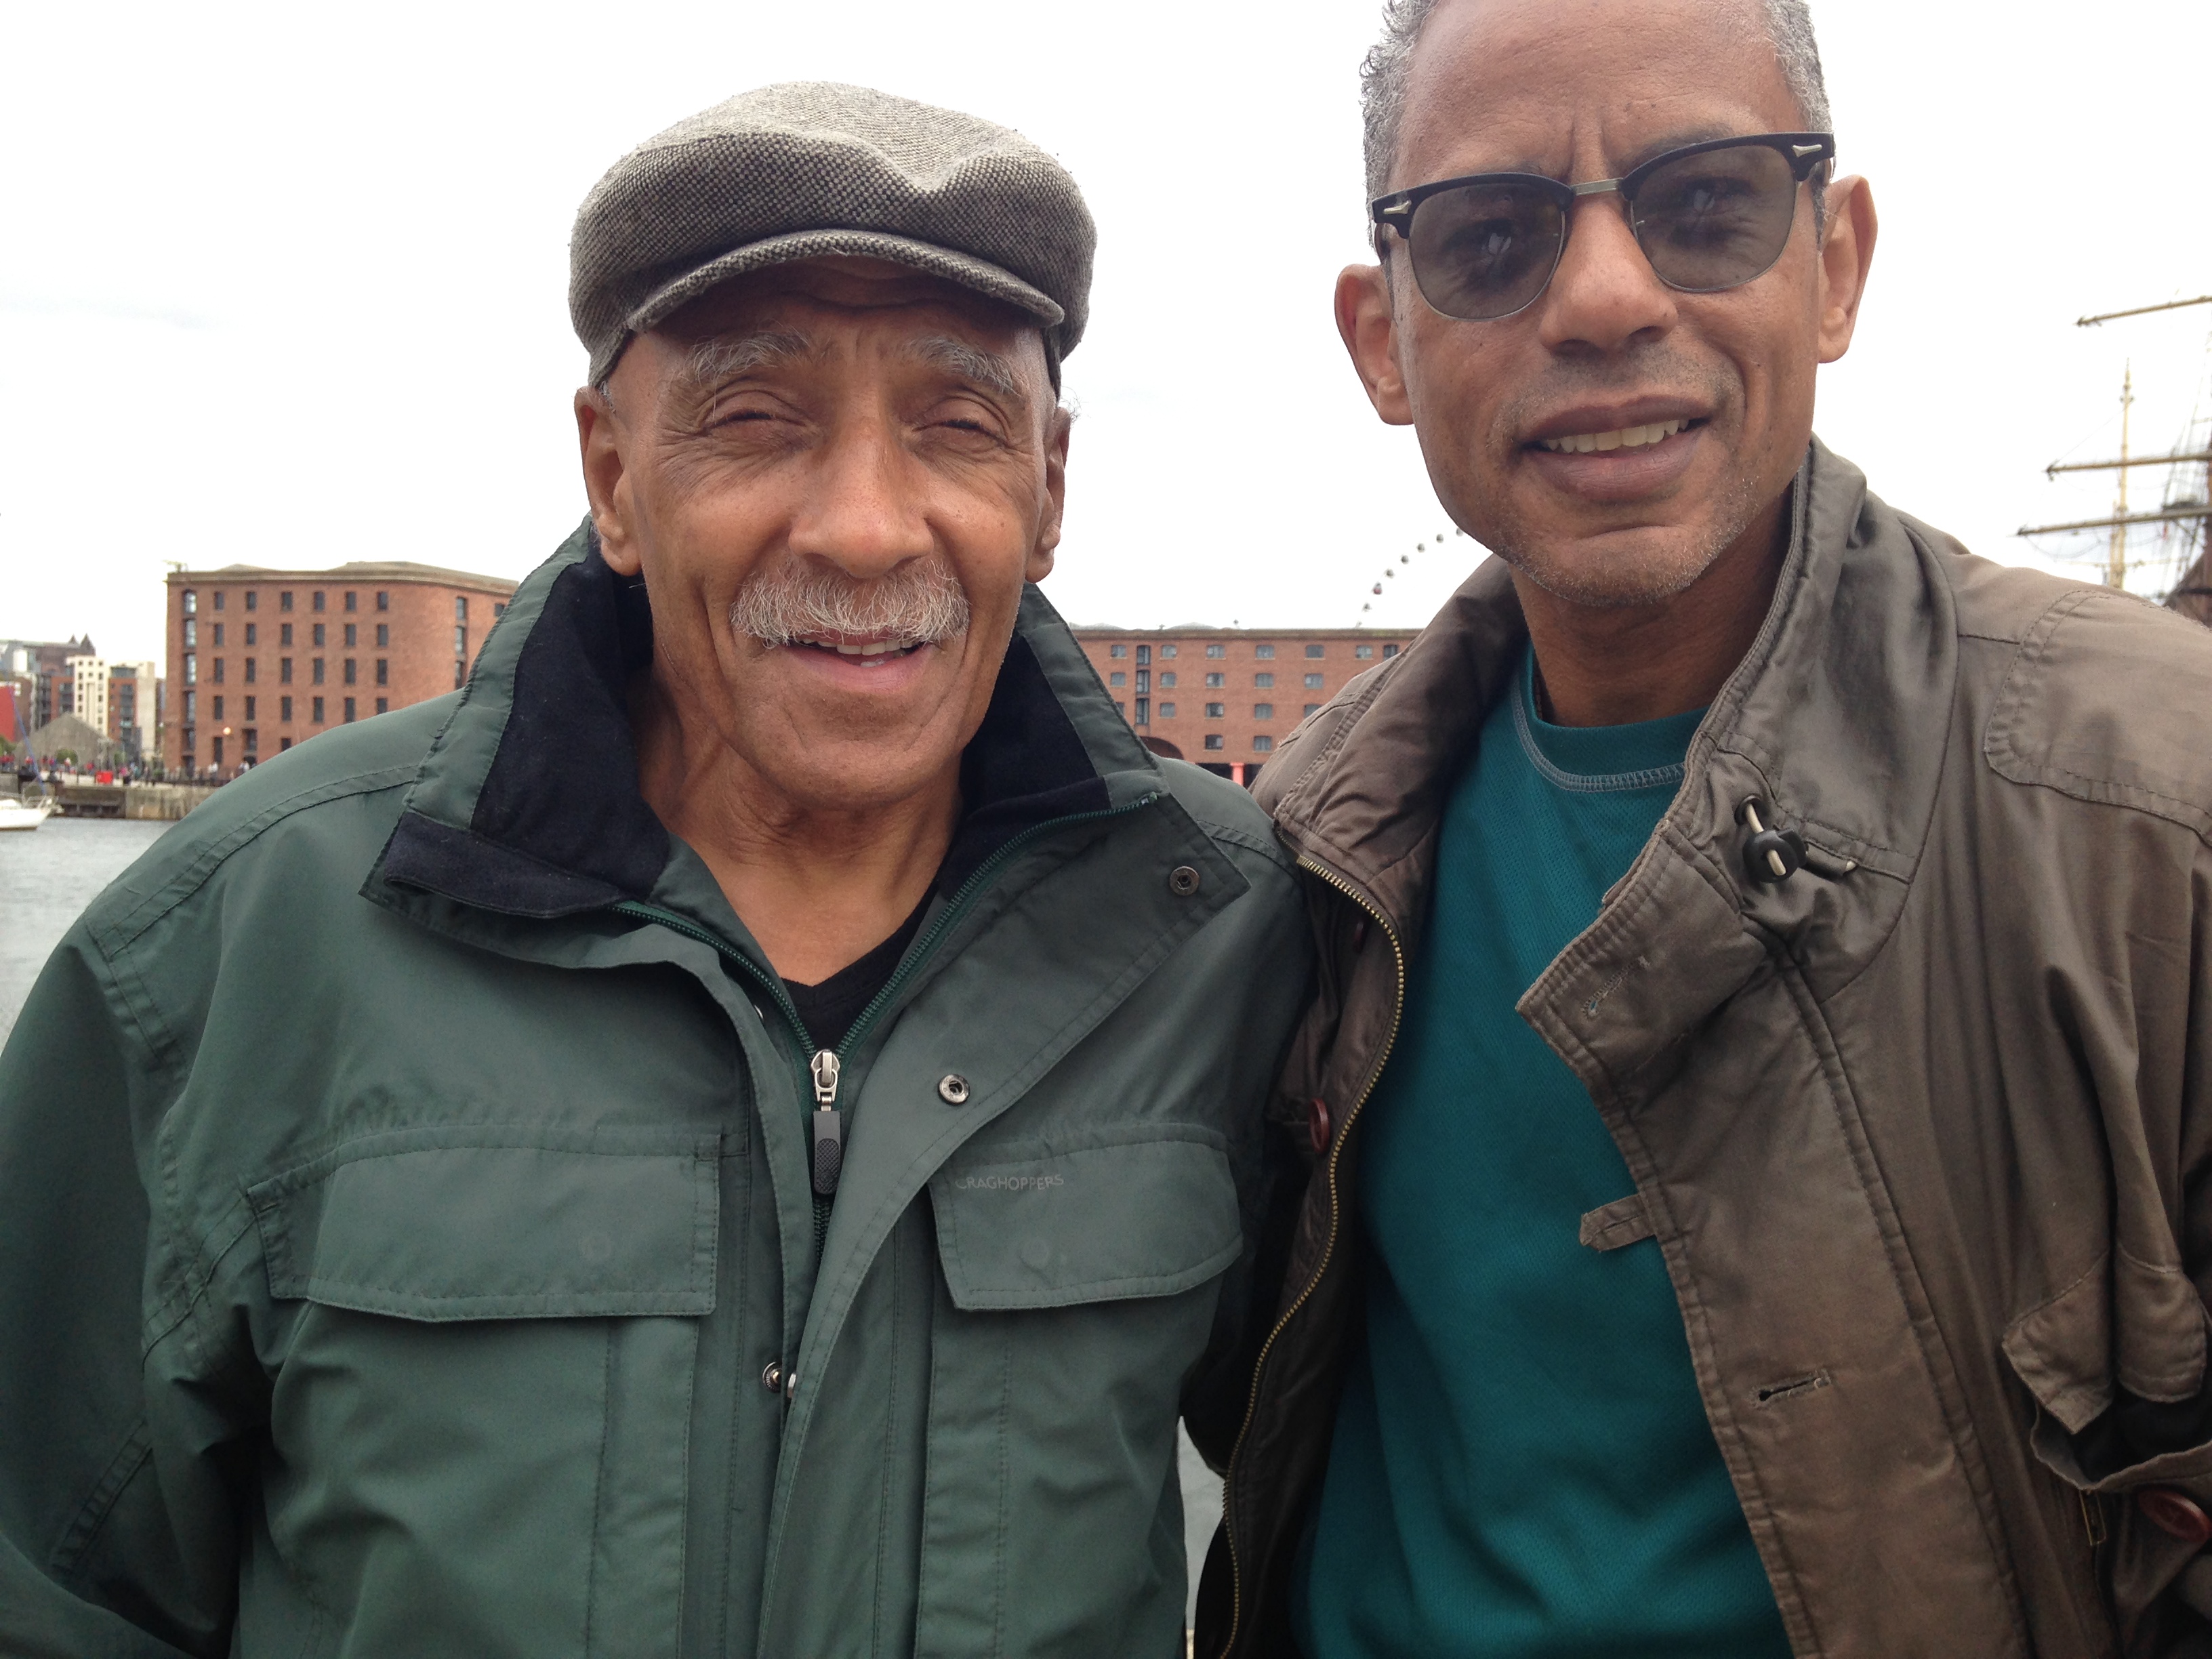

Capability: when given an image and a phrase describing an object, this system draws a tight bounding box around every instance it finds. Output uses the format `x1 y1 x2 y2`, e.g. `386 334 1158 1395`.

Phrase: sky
4 0 2209 666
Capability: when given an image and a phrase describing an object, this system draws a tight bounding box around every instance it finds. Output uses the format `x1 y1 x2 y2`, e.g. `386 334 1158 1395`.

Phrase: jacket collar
1263 440 1960 1095
369 518 1158 926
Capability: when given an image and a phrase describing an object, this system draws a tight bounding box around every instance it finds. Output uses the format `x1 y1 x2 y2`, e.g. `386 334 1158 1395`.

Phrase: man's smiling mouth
790 632 928 665
1534 418 1695 455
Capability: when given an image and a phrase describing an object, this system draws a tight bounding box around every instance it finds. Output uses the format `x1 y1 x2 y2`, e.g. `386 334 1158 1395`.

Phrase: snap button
1168 864 1202 897
760 1360 783 1394
2137 1487 2212 1545
938 1073 971 1105
1309 1097 1333 1155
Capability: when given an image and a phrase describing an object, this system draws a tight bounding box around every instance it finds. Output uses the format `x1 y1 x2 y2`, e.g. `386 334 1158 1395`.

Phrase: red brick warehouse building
163 562 518 779
1071 628 1418 776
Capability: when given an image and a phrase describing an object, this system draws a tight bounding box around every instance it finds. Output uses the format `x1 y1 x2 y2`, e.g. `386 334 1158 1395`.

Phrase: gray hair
1360 0 1834 201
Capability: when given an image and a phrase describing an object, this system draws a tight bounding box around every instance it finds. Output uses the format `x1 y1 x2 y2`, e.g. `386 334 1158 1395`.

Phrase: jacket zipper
613 790 1162 1183
1214 853 1406 1659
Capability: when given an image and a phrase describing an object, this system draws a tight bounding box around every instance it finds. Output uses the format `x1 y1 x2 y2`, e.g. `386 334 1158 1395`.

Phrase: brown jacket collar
1256 438 1958 1100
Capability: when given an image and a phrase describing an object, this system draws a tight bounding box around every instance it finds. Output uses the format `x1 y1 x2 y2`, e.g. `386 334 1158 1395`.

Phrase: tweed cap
571 83 1094 386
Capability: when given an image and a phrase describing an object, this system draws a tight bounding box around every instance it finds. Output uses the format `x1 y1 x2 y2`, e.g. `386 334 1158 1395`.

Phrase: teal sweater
1292 650 1790 1658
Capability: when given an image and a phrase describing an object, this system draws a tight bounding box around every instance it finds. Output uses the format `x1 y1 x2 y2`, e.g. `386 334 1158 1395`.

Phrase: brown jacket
1191 443 2212 1658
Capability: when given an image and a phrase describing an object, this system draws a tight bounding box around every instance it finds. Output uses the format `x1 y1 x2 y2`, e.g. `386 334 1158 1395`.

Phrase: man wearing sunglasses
1192 0 2212 1655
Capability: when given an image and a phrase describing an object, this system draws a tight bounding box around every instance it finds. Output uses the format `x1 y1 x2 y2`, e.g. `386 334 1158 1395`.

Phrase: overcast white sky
4 0 2209 665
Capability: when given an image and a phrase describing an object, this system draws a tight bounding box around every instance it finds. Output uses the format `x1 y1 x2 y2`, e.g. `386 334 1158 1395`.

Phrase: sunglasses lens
1405 181 1565 321
1632 144 1801 292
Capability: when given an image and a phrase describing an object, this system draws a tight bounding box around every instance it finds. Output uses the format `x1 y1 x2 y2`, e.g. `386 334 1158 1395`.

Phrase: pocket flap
929 1129 1240 1311
2004 1249 2211 1435
249 1126 720 1321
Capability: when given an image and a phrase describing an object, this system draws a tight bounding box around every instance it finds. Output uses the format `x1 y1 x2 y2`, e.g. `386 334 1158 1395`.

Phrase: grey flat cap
571 83 1094 386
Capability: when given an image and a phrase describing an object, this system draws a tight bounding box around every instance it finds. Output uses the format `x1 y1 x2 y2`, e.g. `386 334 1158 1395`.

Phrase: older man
0 85 1307 1656
1197 3 2212 1657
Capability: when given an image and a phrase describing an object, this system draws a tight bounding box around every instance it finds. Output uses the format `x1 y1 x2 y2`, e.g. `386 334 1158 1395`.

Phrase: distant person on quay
1195 1 2212 1656
0 84 1308 1654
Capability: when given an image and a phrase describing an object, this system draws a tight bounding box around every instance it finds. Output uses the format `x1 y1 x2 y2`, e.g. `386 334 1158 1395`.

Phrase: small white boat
0 796 55 832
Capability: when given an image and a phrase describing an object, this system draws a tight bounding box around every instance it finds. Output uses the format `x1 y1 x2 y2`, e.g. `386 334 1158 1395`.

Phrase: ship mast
2019 295 2212 595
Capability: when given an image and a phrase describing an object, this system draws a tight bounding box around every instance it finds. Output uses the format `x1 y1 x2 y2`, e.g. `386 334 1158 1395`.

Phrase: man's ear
1336 261 1414 426
1816 175 1878 366
575 386 642 576
1026 404 1073 583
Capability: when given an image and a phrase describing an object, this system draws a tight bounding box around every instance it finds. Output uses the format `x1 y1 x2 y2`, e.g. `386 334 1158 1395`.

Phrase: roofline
167 560 518 592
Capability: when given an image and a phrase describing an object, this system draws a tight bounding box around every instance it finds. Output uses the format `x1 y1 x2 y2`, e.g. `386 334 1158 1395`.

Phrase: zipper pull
810 1050 844 1197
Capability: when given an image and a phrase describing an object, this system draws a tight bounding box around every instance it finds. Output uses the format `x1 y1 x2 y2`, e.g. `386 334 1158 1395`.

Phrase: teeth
1537 418 1689 455
827 640 912 657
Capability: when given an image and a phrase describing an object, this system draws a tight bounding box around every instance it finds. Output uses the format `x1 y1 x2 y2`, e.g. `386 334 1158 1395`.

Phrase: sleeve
0 926 245 1658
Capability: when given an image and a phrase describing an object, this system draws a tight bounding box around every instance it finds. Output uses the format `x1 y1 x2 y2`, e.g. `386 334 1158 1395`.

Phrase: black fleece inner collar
382 537 1108 920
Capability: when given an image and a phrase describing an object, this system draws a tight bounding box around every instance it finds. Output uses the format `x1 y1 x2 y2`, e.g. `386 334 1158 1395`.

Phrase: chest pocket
916 1126 1240 1657
247 1126 720 1659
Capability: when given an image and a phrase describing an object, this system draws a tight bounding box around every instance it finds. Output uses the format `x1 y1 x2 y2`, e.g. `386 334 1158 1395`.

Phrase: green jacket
0 525 1309 1658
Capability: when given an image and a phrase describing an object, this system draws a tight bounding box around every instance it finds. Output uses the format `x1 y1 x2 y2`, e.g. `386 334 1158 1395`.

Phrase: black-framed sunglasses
1371 132 1836 322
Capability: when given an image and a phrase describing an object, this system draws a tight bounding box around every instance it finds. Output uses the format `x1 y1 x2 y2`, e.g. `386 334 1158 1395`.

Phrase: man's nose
786 415 936 581
1535 194 1679 354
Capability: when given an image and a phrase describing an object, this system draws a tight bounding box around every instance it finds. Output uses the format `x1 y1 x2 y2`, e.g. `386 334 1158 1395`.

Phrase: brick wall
165 566 516 778
1072 628 1416 766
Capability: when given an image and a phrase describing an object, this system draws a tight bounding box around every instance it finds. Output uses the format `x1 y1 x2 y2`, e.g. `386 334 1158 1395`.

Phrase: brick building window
1109 644 1128 658
1254 644 1275 659
245 591 258 612
280 695 292 721
313 592 326 613
1205 672 1224 687
1383 644 1400 657
1305 673 1324 689
1158 702 1177 718
1206 644 1225 658
344 623 356 648
343 659 356 686
243 729 258 754
1158 672 1175 687
183 619 196 647
1134 698 1149 726
213 592 225 611
183 691 195 720
183 590 197 615
493 602 506 618
375 659 388 686
1205 702 1225 718
375 697 388 714
1160 644 1177 658
1109 672 1126 687
244 697 256 720
375 623 389 647
1204 735 1224 751
376 592 389 611
211 696 224 720
312 697 325 723
312 623 326 647
281 623 293 647
1355 644 1375 659
244 658 257 683
280 657 292 683
1254 673 1273 688
1254 703 1274 719
454 660 466 689
212 657 225 684
1136 645 1151 665
455 597 469 622
344 592 357 612
211 736 224 764
212 623 224 647
1253 735 1275 752
454 626 467 657
344 698 356 722
312 659 325 685
1305 703 1322 716
1306 644 1324 657
279 737 291 751
281 592 293 611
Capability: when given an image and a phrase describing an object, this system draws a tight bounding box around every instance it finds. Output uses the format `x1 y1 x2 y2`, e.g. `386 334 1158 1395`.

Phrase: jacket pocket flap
249 1127 720 1321
2004 1249 2212 1435
929 1129 1240 1311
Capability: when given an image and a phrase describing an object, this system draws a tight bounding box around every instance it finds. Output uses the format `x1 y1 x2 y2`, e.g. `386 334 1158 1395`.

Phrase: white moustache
729 558 972 651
